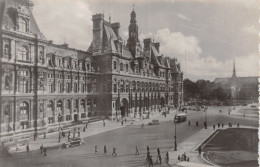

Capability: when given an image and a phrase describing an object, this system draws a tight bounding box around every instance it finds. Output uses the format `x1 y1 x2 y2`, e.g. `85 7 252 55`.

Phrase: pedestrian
222 123 224 128
78 131 80 137
43 147 47 156
198 146 201 155
112 147 117 156
148 154 153 167
131 120 134 125
237 123 239 127
40 144 43 154
187 157 190 162
125 118 127 123
26 144 29 152
178 155 181 161
43 132 46 139
188 120 190 126
147 146 150 152
213 125 215 130
68 132 71 141
103 120 105 127
86 122 88 129
147 151 150 161
135 146 139 155
166 152 169 163
121 120 124 126
218 123 220 128
95 145 98 154
183 152 187 161
196 121 198 127
157 147 160 155
104 145 107 155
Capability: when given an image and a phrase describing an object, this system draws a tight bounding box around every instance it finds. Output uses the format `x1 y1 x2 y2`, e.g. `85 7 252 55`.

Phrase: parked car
148 120 160 126
62 137 85 148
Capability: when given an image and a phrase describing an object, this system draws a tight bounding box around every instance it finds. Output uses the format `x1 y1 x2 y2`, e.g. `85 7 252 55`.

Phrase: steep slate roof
151 45 161 66
122 46 133 59
214 76 258 85
1 0 45 39
103 22 118 53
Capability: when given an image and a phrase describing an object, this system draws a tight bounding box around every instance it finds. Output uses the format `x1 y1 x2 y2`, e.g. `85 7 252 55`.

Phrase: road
0 106 258 167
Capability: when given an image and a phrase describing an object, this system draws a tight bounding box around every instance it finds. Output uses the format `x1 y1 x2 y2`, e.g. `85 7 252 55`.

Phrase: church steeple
232 59 237 78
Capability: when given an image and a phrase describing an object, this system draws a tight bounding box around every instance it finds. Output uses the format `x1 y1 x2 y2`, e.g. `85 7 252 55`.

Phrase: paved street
0 106 258 167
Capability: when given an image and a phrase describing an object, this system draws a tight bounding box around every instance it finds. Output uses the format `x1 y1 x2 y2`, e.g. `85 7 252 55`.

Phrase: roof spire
232 59 237 78
109 14 111 24
133 0 135 11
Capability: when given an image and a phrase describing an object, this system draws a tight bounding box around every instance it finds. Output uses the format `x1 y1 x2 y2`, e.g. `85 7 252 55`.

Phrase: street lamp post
58 113 62 143
174 116 177 151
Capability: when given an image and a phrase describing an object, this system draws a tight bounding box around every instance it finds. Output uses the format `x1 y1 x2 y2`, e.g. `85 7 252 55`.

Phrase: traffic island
201 128 258 167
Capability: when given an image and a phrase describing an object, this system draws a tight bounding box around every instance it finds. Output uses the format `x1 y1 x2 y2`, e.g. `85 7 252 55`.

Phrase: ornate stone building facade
0 0 183 136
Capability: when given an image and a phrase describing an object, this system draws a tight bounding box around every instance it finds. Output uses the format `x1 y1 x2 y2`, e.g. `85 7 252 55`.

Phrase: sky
32 0 259 81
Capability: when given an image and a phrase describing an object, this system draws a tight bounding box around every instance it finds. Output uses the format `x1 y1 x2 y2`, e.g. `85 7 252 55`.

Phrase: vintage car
148 120 160 126
62 137 85 148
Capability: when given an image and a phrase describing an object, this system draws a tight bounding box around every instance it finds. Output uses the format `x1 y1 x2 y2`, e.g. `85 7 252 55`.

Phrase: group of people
189 120 240 129
39 144 48 156
177 152 189 162
94 145 117 156
146 146 169 167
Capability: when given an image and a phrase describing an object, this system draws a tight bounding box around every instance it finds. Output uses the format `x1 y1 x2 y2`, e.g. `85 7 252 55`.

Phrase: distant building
0 0 183 137
214 60 258 101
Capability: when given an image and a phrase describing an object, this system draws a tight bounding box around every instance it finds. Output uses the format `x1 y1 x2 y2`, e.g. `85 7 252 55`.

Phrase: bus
174 113 187 123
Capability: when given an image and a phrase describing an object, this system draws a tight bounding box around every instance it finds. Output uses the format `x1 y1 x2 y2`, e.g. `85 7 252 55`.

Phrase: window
47 101 54 112
87 64 90 71
113 83 117 93
74 99 78 110
4 44 9 55
19 70 29 76
57 82 62 93
19 18 28 32
113 61 117 70
20 102 28 115
66 99 71 109
19 80 29 93
126 64 129 72
66 83 70 93
39 51 43 62
17 46 29 61
57 100 62 111
80 100 85 109
81 83 85 93
120 63 123 71
74 83 78 93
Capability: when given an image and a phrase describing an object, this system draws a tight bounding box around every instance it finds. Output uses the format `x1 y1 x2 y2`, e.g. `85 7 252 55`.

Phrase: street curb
200 152 221 167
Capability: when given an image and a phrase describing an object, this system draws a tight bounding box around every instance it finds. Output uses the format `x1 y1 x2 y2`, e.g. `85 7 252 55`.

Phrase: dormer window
19 17 28 32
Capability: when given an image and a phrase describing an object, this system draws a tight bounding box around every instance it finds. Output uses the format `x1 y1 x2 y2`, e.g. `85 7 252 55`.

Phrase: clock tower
127 9 142 58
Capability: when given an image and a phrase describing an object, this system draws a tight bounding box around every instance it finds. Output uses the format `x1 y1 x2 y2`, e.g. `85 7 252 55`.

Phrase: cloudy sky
32 0 259 81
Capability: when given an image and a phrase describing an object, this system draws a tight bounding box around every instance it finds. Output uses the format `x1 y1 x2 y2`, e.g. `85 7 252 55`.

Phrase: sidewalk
168 128 215 167
230 105 259 118
8 110 177 154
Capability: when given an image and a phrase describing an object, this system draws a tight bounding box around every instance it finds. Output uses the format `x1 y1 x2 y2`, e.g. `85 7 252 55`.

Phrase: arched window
4 44 9 55
126 64 129 72
113 61 117 70
57 100 62 111
47 100 54 112
18 46 29 61
80 99 85 109
19 18 28 32
66 99 71 109
120 63 123 71
20 102 29 115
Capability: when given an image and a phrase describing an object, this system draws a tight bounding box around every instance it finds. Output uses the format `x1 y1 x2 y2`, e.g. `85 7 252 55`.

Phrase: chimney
143 38 152 50
111 22 120 37
154 42 160 53
92 13 104 53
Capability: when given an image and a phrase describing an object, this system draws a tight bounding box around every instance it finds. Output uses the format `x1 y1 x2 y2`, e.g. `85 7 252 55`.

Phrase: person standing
95 145 98 154
222 123 224 128
196 121 198 127
213 125 215 130
43 132 46 139
178 155 180 161
158 154 162 164
198 146 201 155
135 146 139 155
26 144 29 152
104 145 107 155
237 123 239 127
218 123 220 128
147 146 150 152
83 127 86 132
86 122 88 129
103 120 105 127
183 152 187 161
121 120 124 126
40 144 43 154
188 120 190 126
166 152 169 163
112 147 117 156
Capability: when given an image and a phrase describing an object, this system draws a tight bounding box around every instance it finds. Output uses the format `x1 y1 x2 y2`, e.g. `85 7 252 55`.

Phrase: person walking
104 145 107 155
188 120 190 126
213 125 215 130
222 123 224 128
40 144 43 154
187 157 190 161
43 132 46 139
121 120 124 126
125 118 127 123
157 147 160 156
237 123 239 127
112 147 117 156
135 146 139 155
148 154 153 167
157 154 162 164
196 121 198 127
178 155 181 161
218 123 220 128
43 147 47 156
83 127 86 132
95 145 98 154
103 120 105 127
198 146 201 155
26 144 29 152
183 152 187 161
86 122 88 129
